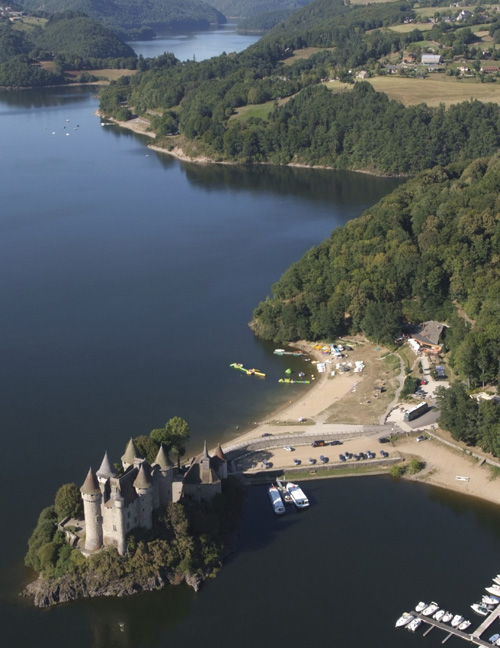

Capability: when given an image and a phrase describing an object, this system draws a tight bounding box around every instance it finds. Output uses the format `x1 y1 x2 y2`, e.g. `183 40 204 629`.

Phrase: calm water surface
1 30 499 648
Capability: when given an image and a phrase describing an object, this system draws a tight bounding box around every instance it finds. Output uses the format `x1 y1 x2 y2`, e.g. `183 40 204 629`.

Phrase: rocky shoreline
22 568 204 608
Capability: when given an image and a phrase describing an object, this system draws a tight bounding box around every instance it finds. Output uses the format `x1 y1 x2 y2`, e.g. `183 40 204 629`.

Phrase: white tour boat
395 612 414 628
286 482 309 508
268 485 286 515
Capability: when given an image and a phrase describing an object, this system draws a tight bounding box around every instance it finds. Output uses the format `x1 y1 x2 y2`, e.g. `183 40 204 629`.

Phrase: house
481 65 499 74
385 65 399 74
357 70 369 79
421 54 442 66
411 320 445 353
403 54 416 64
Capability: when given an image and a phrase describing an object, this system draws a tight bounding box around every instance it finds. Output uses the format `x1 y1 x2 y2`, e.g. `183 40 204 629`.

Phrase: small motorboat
451 614 464 627
407 618 422 632
471 603 490 616
433 609 445 621
489 633 500 643
415 601 427 613
493 576 500 586
483 595 499 606
459 619 471 631
486 585 500 596
423 602 439 616
442 611 453 623
395 612 414 628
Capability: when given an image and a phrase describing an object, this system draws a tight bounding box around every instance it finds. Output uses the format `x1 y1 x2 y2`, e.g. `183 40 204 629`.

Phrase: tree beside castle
23 434 244 608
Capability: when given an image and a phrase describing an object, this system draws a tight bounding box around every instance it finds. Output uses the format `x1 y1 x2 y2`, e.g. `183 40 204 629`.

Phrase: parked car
378 437 389 444
416 435 428 442
330 440 343 446
339 454 346 462
283 445 294 451
308 457 316 464
293 458 301 466
312 440 326 447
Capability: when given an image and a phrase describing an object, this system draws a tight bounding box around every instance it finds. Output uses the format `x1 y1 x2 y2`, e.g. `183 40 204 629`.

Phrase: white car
283 445 294 451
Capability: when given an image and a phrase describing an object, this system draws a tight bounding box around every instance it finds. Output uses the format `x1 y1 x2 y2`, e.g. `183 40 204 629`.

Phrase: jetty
402 604 500 646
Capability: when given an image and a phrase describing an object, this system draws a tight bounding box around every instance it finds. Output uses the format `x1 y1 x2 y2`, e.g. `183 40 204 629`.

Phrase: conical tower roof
153 444 174 470
96 451 117 480
215 443 227 461
122 438 142 465
81 467 100 494
202 439 210 459
133 464 152 489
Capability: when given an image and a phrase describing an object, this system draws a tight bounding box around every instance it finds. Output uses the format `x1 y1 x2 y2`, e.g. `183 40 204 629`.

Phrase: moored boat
442 611 453 623
423 602 439 616
486 585 500 596
489 633 500 643
451 614 464 627
268 485 286 515
415 601 427 613
395 612 414 628
471 603 490 617
483 595 499 606
286 482 309 508
407 618 422 632
433 609 445 621
458 619 471 631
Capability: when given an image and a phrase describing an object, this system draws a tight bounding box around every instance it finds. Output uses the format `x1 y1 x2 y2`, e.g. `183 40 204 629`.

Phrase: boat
433 609 445 621
415 602 427 613
458 620 471 631
423 602 439 616
395 612 414 628
407 618 422 632
268 486 286 515
493 577 500 586
442 611 453 623
496 639 500 647
286 482 309 508
483 595 499 606
275 479 293 505
486 585 500 596
471 603 490 616
451 615 464 627
489 633 500 643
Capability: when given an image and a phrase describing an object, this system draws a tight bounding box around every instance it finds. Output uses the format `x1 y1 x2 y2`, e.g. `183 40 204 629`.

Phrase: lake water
1 27 500 648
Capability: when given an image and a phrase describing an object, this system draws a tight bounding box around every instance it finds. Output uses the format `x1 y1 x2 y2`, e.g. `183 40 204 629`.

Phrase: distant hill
209 0 313 19
17 0 227 38
236 9 297 34
34 15 136 58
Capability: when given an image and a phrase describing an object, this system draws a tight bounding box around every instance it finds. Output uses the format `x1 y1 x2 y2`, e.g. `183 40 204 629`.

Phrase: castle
79 438 228 556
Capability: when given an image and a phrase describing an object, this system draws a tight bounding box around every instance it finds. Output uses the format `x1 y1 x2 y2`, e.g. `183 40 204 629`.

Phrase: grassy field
322 341 402 426
283 46 335 64
367 75 500 106
388 23 433 33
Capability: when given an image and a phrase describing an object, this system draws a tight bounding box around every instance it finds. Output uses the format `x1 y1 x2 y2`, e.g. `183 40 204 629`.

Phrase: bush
389 464 405 479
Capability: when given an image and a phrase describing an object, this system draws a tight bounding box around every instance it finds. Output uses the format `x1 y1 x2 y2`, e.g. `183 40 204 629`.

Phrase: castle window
113 525 117 532
127 511 130 519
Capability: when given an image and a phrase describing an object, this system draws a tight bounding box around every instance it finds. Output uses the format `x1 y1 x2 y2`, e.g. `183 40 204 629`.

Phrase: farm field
366 74 500 106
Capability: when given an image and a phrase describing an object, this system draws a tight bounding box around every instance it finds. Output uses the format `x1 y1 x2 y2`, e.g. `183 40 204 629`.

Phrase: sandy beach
220 341 500 507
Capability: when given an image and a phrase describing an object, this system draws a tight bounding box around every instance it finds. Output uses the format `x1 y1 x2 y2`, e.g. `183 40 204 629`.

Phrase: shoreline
97 111 408 176
218 341 500 508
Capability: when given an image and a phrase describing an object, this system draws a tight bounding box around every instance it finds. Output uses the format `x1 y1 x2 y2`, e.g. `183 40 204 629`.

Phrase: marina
397 580 500 646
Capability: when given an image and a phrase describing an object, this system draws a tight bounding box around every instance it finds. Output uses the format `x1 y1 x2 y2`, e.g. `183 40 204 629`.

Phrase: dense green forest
209 0 312 19
252 153 500 390
236 9 297 34
17 0 226 39
0 15 137 86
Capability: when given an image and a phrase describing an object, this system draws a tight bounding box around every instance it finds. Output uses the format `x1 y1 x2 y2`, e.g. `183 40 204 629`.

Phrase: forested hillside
209 0 312 19
17 0 226 38
252 154 500 390
0 13 137 87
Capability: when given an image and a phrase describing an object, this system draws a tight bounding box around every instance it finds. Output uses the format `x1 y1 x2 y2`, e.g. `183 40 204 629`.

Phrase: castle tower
96 451 117 492
133 464 153 529
112 484 126 555
199 440 212 483
121 438 143 471
80 467 103 552
153 444 174 507
214 443 228 479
